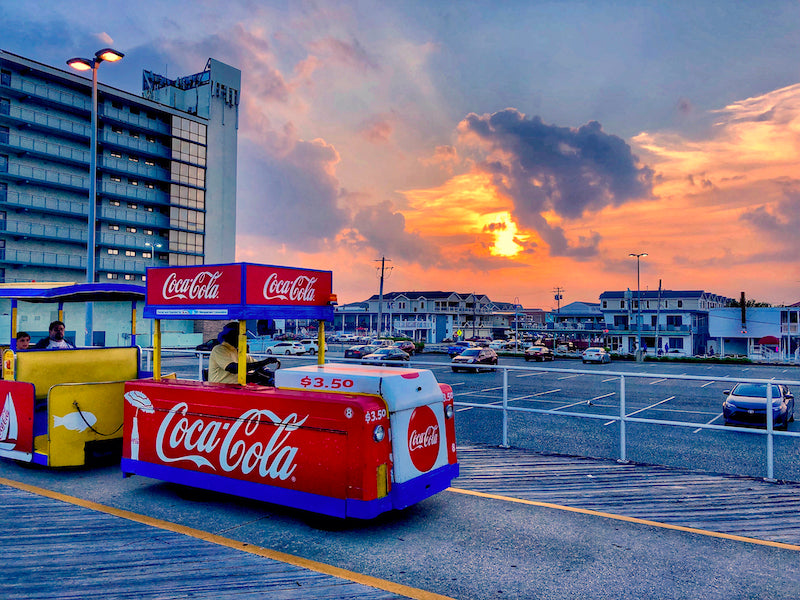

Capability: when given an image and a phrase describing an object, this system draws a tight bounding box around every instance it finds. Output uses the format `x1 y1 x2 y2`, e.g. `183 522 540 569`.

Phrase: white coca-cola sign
162 271 222 301
262 273 318 302
409 425 439 452
155 402 308 480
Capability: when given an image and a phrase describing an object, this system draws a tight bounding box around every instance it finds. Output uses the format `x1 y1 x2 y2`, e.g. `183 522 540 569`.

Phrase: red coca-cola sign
147 265 242 305
407 405 440 472
245 265 332 306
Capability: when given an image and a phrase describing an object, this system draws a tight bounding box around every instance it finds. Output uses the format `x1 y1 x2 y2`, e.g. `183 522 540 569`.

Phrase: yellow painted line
0 477 455 600
447 487 800 552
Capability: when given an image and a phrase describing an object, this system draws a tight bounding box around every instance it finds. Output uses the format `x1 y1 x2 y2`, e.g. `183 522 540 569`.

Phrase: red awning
757 335 780 345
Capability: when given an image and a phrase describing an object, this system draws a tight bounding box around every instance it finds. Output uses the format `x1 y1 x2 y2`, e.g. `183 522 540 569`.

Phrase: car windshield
373 348 392 355
461 349 481 357
732 383 782 398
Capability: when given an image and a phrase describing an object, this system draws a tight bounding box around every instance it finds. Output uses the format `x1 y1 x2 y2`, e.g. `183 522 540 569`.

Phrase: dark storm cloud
459 108 655 257
351 201 441 265
238 138 350 251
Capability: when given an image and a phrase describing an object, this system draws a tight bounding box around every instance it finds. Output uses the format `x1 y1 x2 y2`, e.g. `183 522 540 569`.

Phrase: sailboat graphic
0 392 18 451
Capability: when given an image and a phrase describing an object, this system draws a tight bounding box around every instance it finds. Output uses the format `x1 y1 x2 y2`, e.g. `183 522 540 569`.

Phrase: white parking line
649 378 667 385
557 374 582 380
555 397 606 410
601 377 617 383
513 388 562 401
700 381 716 388
590 392 616 402
604 396 675 425
515 371 547 378
694 413 724 433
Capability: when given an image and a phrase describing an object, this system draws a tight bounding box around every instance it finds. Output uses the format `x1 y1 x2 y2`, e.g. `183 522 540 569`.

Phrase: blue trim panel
391 463 460 511
122 458 346 518
121 458 459 519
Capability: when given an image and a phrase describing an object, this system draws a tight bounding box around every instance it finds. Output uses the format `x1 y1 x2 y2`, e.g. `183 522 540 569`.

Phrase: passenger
34 320 75 350
208 322 278 384
16 331 30 350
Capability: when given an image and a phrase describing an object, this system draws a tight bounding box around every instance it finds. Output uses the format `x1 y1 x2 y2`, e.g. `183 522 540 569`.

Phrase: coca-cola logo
263 273 318 302
407 405 440 472
155 402 308 481
162 271 222 301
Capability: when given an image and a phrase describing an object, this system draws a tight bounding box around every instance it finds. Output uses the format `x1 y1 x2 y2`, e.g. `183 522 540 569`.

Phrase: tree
725 299 772 307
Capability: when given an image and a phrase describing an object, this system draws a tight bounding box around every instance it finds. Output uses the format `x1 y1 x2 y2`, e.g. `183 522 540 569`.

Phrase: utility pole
553 287 564 351
375 257 392 336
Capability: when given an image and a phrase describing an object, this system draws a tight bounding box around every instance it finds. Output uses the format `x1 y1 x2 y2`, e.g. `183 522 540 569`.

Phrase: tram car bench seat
6 347 141 467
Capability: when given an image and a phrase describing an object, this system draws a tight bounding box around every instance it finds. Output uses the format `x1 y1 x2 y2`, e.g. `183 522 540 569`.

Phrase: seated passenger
34 320 75 350
208 322 278 384
16 331 30 350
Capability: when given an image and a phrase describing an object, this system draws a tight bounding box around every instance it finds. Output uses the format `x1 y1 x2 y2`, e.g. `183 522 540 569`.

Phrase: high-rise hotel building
0 50 240 284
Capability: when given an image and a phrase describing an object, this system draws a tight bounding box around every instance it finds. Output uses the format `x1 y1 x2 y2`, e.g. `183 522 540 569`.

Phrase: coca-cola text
162 271 222 301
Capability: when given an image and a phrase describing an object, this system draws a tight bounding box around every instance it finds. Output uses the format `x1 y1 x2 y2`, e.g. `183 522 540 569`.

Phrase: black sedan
361 347 411 366
722 383 795 429
451 347 498 372
344 344 378 359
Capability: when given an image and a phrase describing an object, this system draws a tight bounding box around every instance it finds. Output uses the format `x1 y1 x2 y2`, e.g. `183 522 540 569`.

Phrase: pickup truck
447 340 476 357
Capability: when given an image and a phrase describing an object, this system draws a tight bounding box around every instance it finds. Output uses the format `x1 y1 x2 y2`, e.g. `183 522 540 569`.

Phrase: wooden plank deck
0 486 408 600
453 444 800 545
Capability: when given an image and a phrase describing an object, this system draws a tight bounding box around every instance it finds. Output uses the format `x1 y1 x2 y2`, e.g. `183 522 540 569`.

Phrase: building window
109 200 120 207
602 301 607 308
110 176 121 183
110 151 122 158
126 226 137 233
0 126 8 144
125 250 136 257
107 273 119 279
0 70 10 86
668 337 684 349
0 154 8 172
145 159 155 166
108 248 119 255
128 203 138 209
129 156 139 162
108 224 119 231
130 131 139 139
145 183 154 189
129 179 138 186
0 98 9 115
677 300 683 308
124 274 134 280
143 252 152 259
620 300 625 309
112 126 123 134
666 315 682 327
144 229 153 235
130 107 140 115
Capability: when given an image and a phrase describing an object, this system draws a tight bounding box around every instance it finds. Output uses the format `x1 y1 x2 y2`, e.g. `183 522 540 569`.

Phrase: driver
208 322 278 385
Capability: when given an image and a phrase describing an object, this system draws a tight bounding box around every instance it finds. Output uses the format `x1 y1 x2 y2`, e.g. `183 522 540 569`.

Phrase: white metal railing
150 349 800 482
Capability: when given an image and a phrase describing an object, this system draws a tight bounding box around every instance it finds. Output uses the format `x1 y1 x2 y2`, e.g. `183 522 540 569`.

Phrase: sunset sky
4 1 800 309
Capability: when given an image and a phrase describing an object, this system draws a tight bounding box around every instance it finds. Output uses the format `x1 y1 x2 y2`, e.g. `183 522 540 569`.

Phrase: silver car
582 347 610 364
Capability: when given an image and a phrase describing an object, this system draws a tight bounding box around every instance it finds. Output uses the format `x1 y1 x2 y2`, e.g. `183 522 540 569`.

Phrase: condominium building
0 50 239 285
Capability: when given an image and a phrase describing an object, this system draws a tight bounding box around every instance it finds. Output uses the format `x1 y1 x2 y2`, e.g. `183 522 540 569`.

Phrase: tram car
122 262 459 519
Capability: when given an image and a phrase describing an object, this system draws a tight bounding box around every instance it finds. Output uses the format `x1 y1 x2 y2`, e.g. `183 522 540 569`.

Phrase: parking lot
161 349 800 482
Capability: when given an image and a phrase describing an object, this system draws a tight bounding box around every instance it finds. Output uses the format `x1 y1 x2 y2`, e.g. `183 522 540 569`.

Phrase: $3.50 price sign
299 375 355 390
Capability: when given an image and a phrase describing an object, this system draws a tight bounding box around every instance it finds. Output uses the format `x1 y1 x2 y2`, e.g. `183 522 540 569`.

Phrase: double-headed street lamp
144 241 162 269
67 48 125 285
68 48 124 346
629 252 648 357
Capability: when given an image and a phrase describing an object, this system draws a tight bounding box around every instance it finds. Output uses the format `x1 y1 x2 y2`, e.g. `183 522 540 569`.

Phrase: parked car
362 347 411 366
194 339 219 352
392 340 416 355
266 341 306 355
344 344 378 359
582 347 611 364
524 345 554 362
451 347 498 372
722 383 795 429
299 338 328 355
447 340 476 357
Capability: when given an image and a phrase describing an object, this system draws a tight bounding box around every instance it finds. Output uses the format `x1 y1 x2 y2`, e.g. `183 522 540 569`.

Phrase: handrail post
619 374 627 463
766 382 774 480
501 367 509 448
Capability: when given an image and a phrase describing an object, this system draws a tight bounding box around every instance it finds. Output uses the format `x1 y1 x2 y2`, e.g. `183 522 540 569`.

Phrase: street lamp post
629 252 648 359
144 242 162 347
68 48 124 346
